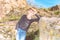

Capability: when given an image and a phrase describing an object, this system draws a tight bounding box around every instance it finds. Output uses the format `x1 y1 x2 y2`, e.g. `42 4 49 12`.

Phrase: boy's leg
16 28 26 40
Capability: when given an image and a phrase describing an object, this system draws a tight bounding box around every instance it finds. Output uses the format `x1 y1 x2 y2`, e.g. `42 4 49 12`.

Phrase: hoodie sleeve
30 14 40 22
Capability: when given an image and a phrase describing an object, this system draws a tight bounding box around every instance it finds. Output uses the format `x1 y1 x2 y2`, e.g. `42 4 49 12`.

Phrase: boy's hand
33 10 37 15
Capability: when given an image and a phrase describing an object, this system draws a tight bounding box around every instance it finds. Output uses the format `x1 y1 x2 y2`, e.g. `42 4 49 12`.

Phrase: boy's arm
31 14 40 22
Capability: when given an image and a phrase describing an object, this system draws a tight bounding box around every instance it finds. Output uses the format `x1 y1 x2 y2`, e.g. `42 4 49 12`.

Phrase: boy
16 8 40 40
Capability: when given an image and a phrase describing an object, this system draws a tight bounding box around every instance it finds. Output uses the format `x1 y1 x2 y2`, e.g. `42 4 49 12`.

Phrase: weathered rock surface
39 17 60 40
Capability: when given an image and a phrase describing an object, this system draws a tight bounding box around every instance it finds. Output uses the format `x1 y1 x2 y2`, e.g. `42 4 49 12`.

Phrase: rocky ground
0 21 17 40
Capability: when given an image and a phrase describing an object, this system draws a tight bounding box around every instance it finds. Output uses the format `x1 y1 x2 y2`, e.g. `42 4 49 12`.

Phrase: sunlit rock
39 17 60 40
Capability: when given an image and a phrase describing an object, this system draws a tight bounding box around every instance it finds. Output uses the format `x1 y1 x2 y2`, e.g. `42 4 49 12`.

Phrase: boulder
39 17 60 40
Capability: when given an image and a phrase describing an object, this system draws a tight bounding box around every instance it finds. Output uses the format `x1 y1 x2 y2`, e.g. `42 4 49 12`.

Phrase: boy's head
27 8 37 16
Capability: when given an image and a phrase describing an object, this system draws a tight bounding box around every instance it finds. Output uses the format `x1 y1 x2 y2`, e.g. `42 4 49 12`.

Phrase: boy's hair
27 7 37 12
24 7 37 15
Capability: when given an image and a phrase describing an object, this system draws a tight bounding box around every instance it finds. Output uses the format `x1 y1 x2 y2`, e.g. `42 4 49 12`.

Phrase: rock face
50 5 60 11
39 17 60 40
0 0 27 20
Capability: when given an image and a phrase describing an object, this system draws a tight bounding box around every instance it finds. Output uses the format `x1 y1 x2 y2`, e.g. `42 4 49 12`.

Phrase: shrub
54 10 60 15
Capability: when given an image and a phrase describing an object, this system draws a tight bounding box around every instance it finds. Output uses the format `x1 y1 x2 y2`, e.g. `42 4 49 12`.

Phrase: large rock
39 17 60 40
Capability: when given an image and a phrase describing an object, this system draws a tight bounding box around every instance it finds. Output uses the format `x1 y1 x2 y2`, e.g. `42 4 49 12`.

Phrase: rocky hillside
0 0 60 40
50 5 60 11
0 0 60 20
0 0 27 20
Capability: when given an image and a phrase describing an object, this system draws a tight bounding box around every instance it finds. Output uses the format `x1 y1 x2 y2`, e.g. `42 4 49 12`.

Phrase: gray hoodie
16 14 40 31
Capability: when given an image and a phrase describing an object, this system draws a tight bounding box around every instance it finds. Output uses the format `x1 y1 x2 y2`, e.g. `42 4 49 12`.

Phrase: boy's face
27 9 37 16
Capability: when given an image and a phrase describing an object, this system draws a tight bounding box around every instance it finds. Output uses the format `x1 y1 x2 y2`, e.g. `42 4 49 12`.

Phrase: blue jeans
16 28 26 40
